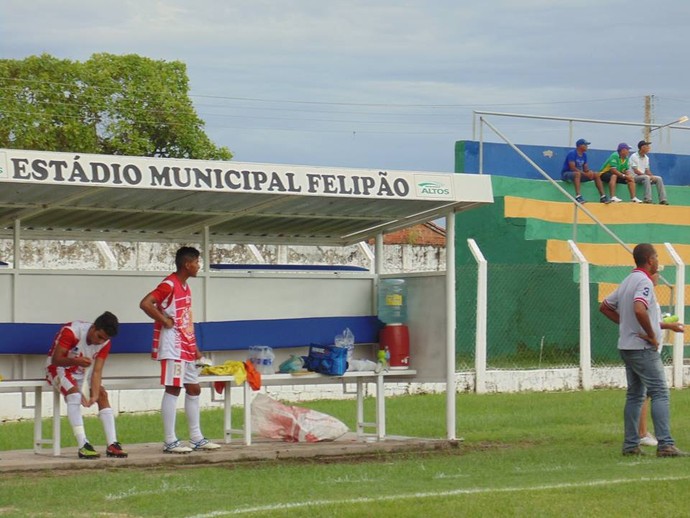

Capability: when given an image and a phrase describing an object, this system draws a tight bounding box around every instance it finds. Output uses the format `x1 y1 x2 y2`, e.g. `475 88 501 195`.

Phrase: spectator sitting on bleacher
599 143 642 203
561 138 610 204
629 140 669 205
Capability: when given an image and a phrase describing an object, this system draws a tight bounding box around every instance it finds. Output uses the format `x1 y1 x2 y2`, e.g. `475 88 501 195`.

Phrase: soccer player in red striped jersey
140 246 220 454
45 311 127 459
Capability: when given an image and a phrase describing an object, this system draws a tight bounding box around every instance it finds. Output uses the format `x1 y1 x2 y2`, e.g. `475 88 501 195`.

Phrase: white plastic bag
250 394 349 442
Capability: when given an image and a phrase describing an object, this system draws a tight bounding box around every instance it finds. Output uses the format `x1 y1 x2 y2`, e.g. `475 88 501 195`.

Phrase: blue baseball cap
617 142 632 152
575 138 590 147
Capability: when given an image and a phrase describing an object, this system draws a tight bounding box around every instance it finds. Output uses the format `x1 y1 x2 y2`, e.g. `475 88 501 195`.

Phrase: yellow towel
201 361 247 385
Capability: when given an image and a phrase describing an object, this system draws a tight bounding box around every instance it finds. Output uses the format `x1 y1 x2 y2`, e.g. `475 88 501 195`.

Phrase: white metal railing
472 110 690 147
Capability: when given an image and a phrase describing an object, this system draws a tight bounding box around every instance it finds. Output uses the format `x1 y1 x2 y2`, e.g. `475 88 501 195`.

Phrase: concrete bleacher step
522 218 685 244
545 240 690 266
490 175 690 207
504 195 690 231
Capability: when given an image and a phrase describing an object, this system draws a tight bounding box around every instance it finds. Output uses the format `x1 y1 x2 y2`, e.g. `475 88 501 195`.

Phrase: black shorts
600 172 628 184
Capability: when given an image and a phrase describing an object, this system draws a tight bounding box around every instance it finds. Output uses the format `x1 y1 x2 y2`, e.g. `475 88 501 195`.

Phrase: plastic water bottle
249 345 275 374
377 278 407 324
377 349 388 371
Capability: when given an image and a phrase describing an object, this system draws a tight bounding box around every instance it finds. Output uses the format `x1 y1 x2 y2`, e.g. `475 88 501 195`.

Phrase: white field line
186 474 690 517
106 481 198 501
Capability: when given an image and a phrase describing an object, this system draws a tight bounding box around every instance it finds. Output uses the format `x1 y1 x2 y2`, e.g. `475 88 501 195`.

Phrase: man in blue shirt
561 138 609 204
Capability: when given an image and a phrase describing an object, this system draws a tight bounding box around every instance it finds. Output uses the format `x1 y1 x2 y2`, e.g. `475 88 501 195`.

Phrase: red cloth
243 361 262 391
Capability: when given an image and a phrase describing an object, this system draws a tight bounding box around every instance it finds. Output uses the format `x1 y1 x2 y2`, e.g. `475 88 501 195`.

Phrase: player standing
139 246 220 454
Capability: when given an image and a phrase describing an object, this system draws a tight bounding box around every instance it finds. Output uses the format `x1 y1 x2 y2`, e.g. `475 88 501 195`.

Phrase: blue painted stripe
0 316 382 355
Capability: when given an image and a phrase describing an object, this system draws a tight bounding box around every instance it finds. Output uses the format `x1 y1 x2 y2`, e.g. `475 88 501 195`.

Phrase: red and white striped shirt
150 273 197 361
45 321 111 377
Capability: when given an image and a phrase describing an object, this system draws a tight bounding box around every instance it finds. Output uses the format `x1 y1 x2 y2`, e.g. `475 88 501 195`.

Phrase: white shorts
160 359 199 387
46 365 83 396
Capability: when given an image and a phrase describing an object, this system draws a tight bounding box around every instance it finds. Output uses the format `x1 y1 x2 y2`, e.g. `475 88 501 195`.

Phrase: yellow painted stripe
504 196 690 225
598 283 690 343
547 240 690 266
598 282 690 305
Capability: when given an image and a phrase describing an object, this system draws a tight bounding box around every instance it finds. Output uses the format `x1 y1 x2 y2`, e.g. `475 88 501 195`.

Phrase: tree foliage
0 53 232 160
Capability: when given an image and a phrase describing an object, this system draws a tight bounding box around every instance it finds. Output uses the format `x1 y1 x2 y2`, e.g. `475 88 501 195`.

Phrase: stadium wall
455 140 690 185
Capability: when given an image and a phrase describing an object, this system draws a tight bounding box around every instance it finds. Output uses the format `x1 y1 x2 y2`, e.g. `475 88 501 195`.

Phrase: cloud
3 0 690 171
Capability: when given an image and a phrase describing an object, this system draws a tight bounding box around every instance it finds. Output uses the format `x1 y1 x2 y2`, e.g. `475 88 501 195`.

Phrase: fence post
479 118 484 174
467 239 487 394
568 240 592 390
664 242 686 388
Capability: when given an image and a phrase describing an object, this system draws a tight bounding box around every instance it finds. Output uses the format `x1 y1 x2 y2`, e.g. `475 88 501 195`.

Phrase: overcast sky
3 0 690 172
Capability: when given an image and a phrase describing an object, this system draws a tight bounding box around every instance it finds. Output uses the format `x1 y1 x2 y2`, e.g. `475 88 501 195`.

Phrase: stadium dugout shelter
0 148 493 443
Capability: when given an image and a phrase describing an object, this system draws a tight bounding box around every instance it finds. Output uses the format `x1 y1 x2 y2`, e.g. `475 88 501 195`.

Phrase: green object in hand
663 314 679 323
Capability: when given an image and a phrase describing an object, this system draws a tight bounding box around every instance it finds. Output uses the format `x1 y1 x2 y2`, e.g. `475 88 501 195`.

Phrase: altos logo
417 181 450 196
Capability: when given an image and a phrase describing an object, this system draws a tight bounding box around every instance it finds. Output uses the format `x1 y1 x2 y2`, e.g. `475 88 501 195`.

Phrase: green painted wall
453 174 688 365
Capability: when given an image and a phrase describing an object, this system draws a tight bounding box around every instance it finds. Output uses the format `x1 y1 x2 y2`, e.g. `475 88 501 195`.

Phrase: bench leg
53 390 61 456
224 381 232 444
376 374 385 440
356 378 364 437
33 388 42 454
243 384 252 446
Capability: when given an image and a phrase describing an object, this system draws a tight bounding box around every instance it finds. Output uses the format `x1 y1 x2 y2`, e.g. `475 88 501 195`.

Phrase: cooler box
379 323 410 369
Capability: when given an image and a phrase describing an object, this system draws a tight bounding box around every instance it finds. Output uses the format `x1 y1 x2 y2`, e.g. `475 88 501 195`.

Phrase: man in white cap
629 140 669 205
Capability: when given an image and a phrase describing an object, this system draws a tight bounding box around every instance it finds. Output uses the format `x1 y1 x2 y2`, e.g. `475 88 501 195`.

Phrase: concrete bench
0 313 415 455
0 369 417 456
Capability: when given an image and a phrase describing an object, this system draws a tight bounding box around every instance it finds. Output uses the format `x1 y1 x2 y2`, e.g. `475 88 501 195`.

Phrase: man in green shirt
599 143 642 203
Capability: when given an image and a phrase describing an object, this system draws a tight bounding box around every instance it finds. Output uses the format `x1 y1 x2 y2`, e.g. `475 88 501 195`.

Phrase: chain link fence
591 263 690 367
456 262 689 371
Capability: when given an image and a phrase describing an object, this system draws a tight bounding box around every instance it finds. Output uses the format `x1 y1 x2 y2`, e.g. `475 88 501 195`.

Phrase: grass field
2 389 690 517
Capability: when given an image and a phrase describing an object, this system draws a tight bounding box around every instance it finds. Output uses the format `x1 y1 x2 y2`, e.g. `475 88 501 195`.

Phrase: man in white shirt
600 243 687 457
628 140 669 205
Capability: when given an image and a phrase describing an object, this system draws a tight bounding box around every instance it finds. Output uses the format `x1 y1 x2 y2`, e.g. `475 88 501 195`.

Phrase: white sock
185 394 202 443
66 392 87 448
99 407 117 446
162 392 179 444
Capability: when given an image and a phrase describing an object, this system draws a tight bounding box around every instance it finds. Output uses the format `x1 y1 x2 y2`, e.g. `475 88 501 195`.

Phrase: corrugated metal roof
0 149 493 245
